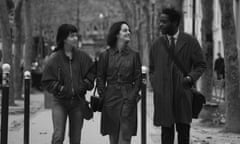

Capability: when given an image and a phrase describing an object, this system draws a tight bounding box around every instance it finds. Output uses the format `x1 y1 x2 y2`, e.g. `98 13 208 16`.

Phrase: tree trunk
142 2 150 66
23 0 33 71
0 0 15 105
174 0 184 31
200 0 214 101
219 0 240 133
13 0 24 100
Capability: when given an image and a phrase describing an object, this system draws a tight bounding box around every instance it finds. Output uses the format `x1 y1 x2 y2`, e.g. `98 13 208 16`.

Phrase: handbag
163 36 206 118
90 50 109 112
79 95 93 120
82 99 94 120
90 87 103 112
191 88 206 118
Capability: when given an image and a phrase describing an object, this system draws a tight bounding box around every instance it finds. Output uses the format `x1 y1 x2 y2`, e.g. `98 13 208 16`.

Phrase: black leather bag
90 86 103 112
82 100 93 120
90 95 103 112
191 88 206 118
78 95 93 120
90 51 108 112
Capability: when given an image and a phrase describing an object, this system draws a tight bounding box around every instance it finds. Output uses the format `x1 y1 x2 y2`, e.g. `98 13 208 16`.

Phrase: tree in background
118 0 151 66
219 0 240 133
0 0 15 105
200 0 214 102
118 0 137 51
23 0 33 71
13 0 24 100
117 0 184 66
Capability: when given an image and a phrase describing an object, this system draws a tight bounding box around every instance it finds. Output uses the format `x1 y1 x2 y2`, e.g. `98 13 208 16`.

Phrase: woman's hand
182 76 193 89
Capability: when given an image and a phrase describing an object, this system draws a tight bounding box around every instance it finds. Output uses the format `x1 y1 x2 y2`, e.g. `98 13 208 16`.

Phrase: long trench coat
96 46 142 136
149 32 206 127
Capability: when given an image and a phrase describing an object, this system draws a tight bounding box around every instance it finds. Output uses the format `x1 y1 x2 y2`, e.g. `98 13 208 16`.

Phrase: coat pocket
121 101 137 118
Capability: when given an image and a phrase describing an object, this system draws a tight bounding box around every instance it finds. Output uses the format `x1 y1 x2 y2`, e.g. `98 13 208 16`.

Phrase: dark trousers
161 123 190 144
51 98 84 144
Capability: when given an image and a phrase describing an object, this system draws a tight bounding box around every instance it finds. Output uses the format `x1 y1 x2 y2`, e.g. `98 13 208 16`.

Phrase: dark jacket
214 57 224 74
41 48 95 99
97 46 142 136
149 32 206 127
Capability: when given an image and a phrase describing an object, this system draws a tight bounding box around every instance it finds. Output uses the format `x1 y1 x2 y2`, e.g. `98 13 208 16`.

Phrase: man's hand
182 76 193 88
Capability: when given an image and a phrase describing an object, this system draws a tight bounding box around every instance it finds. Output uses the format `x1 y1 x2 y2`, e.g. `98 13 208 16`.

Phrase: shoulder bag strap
163 36 188 76
93 49 109 96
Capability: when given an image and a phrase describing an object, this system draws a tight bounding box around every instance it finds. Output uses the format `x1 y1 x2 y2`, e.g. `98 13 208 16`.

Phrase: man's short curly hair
162 7 181 27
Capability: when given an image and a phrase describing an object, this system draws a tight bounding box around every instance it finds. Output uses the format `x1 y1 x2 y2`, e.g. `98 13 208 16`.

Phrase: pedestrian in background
149 7 206 144
214 52 225 80
41 24 95 144
97 21 142 144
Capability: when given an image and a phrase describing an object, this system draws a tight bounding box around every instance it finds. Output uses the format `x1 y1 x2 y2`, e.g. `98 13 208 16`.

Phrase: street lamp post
24 71 31 144
151 0 156 40
77 0 80 30
192 0 196 37
1 64 11 144
141 66 148 144
99 13 104 39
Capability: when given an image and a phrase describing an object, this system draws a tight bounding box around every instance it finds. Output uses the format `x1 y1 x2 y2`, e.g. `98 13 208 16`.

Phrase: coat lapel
175 32 187 54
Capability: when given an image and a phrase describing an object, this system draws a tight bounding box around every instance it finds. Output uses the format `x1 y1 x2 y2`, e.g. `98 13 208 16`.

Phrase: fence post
141 66 148 144
1 64 11 144
24 71 31 144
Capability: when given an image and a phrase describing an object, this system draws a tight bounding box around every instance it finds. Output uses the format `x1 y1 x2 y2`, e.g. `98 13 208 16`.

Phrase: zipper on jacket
69 59 75 98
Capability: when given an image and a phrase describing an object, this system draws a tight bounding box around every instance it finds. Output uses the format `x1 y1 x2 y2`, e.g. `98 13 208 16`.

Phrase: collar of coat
163 32 188 54
109 45 130 56
166 29 180 44
60 47 78 61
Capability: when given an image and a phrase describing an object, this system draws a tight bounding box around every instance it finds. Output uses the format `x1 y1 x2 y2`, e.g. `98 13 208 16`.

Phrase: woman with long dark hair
41 24 95 144
97 21 142 144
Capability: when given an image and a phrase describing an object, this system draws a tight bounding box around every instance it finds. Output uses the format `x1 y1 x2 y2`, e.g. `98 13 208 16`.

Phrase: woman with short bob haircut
42 24 95 144
97 21 142 144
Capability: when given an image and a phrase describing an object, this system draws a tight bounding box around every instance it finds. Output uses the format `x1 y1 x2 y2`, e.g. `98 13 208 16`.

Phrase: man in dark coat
149 7 206 144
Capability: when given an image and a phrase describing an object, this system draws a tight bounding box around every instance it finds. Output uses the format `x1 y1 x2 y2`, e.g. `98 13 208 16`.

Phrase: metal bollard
24 71 31 144
1 64 11 144
141 66 148 144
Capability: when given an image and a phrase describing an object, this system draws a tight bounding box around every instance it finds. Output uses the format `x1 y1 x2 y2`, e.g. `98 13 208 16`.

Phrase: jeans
51 98 84 144
161 123 190 144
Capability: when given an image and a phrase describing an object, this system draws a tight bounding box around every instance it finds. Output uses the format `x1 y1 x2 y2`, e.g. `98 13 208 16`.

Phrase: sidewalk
146 91 240 144
4 90 240 144
8 109 147 144
0 90 44 131
6 91 153 144
7 102 153 143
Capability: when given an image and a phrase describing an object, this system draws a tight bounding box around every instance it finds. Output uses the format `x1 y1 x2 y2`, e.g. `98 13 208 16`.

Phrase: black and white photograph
0 0 240 144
